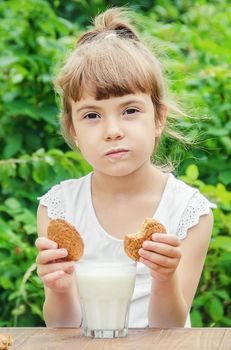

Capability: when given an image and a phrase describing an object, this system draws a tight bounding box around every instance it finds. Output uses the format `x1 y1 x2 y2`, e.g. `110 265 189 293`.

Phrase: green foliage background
0 0 230 327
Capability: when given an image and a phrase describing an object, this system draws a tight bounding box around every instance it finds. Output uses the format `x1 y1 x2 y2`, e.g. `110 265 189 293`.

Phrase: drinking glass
75 259 136 338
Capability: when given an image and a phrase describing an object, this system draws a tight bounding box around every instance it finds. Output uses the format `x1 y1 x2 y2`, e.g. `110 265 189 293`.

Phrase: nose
104 117 125 141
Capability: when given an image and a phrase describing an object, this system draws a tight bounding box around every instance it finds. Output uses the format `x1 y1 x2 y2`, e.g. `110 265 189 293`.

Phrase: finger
41 270 65 284
140 257 174 282
142 241 181 259
139 256 172 275
139 248 178 268
35 237 58 250
36 248 68 265
37 261 75 278
43 271 73 290
151 233 180 247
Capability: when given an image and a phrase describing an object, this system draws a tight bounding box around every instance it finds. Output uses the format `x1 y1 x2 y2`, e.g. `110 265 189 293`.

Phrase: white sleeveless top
38 172 216 328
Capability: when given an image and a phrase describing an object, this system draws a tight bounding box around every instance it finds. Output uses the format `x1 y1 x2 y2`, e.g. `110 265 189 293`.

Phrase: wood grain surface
1 327 230 350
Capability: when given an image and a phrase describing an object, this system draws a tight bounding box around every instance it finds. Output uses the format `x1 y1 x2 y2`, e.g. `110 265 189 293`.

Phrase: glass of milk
75 259 136 338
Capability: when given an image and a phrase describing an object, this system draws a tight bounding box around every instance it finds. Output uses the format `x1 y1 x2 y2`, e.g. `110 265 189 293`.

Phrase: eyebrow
75 99 145 114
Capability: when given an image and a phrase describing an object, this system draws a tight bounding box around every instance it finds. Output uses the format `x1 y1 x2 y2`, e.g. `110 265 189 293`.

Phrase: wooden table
1 327 230 350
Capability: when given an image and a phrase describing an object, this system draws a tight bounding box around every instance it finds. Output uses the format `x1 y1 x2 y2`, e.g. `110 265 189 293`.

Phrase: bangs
57 38 163 102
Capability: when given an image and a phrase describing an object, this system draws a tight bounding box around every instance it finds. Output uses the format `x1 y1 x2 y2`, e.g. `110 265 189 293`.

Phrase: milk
76 261 136 333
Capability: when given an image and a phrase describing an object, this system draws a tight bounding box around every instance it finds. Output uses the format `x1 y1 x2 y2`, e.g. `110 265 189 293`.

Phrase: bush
0 149 91 326
180 165 231 327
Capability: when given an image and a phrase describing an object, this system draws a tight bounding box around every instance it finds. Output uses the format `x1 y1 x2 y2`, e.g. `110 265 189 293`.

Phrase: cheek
77 143 97 169
75 130 98 163
134 121 156 148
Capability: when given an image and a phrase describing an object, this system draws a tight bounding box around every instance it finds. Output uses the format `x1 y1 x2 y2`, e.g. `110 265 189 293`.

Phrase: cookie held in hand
47 219 84 261
124 218 166 261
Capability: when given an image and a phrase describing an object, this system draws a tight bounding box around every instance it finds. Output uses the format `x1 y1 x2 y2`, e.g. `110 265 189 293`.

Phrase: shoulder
164 173 199 214
60 172 91 189
37 172 92 220
38 172 91 201
183 207 214 244
163 173 216 239
168 173 198 195
168 172 216 212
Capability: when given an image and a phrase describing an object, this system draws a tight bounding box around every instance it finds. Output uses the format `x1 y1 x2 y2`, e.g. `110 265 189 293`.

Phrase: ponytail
77 8 140 46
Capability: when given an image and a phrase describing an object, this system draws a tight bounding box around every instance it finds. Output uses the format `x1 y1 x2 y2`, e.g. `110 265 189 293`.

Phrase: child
35 8 216 328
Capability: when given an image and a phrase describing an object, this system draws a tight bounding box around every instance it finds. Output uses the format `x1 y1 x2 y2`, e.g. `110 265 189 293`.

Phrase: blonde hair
55 7 191 171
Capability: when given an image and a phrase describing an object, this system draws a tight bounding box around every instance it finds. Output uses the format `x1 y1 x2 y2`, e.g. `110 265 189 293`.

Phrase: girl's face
71 93 163 177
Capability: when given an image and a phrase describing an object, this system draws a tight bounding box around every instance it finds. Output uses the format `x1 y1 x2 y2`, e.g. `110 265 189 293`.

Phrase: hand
35 237 76 293
138 233 182 283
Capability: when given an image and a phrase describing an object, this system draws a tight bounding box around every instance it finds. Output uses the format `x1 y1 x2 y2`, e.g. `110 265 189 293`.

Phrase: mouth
105 148 130 159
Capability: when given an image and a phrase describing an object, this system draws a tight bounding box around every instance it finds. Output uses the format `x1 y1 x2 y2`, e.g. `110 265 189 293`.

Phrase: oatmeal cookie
124 218 166 261
47 219 84 261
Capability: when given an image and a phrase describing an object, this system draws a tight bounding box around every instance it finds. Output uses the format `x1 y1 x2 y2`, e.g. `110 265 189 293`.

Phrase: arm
139 210 214 327
36 204 82 327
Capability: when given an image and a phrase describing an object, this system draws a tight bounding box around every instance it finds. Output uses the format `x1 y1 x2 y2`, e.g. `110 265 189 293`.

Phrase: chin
98 165 140 178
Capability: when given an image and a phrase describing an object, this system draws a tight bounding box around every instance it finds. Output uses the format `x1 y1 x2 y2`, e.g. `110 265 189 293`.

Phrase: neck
91 163 164 197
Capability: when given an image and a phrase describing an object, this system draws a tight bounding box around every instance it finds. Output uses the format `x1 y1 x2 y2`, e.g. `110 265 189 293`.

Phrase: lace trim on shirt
38 185 65 220
176 191 216 240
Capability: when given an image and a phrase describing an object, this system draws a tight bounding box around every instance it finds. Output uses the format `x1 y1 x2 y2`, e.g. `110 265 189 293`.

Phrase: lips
105 148 130 159
106 149 127 155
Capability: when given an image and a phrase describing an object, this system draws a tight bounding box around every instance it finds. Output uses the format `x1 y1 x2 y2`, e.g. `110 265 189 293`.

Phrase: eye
83 112 100 120
123 108 139 116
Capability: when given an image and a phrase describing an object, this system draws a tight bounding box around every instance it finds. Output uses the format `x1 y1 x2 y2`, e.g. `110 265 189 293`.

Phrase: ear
155 104 168 137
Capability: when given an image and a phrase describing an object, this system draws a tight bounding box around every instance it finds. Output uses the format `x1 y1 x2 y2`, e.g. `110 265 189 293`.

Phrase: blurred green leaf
207 297 224 321
5 198 21 211
190 310 203 327
3 134 23 158
210 236 231 252
186 164 199 181
0 56 19 67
